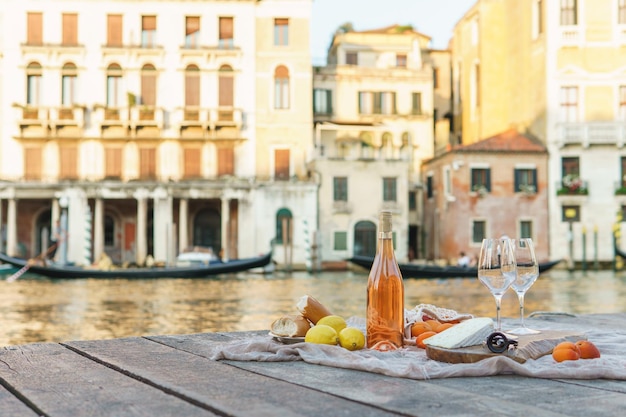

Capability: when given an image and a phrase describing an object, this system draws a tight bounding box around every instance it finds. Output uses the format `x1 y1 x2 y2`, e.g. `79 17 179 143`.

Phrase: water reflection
1 269 624 346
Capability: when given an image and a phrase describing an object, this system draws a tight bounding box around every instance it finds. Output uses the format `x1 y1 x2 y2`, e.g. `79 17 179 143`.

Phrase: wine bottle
366 210 405 350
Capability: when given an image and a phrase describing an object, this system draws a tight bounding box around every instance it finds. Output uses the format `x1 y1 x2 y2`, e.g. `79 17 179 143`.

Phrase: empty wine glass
508 238 540 335
477 238 516 332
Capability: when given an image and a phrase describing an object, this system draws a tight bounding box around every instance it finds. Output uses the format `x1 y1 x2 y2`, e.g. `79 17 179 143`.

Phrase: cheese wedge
423 317 494 349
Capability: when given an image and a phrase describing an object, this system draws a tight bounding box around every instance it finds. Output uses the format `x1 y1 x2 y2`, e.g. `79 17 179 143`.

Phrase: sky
311 0 477 65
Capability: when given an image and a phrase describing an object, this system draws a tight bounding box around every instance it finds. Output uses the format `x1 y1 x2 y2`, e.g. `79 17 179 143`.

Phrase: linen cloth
208 314 626 380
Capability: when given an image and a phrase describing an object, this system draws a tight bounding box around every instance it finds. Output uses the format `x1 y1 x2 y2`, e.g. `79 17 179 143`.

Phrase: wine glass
508 238 540 335
477 238 516 332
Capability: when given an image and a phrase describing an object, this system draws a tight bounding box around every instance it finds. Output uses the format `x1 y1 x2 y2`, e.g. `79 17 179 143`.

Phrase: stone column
178 198 188 253
93 198 104 261
221 198 230 261
7 198 17 257
136 195 147 265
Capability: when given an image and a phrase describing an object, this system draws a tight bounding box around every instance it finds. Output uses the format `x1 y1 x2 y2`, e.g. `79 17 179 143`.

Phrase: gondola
615 243 626 259
348 256 563 279
0 250 273 280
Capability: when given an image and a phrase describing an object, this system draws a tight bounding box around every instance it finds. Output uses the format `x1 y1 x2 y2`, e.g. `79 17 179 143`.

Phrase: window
218 65 234 120
620 0 626 24
560 86 578 122
141 15 156 47
275 208 292 244
27 12 43 45
562 205 580 222
409 191 417 210
274 149 290 179
185 64 200 109
358 92 373 114
620 86 626 121
61 63 77 106
514 168 538 193
354 220 376 257
183 147 201 178
346 52 358 65
380 92 396 115
104 215 115 246
139 148 156 179
472 63 481 108
426 175 434 199
185 16 200 48
444 167 452 196
471 168 491 192
472 220 486 243
107 14 123 47
412 92 422 115
621 156 626 188
26 62 42 106
62 13 78 46
313 89 332 115
219 17 234 49
334 231 348 251
24 147 42 180
104 147 122 178
106 64 123 108
274 65 290 109
217 147 234 176
358 92 396 115
382 133 394 159
383 177 397 201
333 177 347 201
396 54 407 68
140 64 156 106
274 18 288 46
433 68 439 89
533 0 543 38
520 221 533 239
560 0 577 25
561 156 580 177
59 145 78 179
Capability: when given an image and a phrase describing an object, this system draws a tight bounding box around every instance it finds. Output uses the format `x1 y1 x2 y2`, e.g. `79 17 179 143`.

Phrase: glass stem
494 295 503 331
518 293 526 328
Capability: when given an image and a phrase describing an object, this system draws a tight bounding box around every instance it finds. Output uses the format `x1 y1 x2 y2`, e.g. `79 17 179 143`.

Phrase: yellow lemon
339 327 366 351
316 315 347 334
304 324 338 345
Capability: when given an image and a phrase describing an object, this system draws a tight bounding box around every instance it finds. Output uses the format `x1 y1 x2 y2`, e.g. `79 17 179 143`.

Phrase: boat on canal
348 256 563 279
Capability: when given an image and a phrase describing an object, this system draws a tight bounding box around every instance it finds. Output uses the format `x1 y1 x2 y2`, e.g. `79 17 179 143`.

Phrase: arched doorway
354 220 376 257
34 210 53 257
193 208 221 252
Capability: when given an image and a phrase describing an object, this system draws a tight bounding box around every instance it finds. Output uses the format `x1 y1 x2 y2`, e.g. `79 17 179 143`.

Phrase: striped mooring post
615 210 623 271
84 204 92 266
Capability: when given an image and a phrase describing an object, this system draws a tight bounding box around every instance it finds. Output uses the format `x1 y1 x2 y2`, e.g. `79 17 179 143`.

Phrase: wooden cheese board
425 330 584 364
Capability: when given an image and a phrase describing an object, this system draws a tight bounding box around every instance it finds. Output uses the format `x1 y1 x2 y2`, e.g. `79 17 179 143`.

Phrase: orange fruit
416 331 437 349
424 319 441 330
434 322 455 333
575 340 601 359
552 341 581 362
553 341 581 354
410 322 433 337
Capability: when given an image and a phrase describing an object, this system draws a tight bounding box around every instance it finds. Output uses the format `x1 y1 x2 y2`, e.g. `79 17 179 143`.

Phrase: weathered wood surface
0 313 624 417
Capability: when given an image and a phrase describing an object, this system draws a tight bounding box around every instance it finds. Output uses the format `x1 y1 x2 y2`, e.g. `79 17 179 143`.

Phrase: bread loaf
296 295 332 324
270 314 311 337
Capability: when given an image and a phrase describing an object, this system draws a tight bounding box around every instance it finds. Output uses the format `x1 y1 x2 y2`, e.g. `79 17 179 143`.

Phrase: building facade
311 25 435 264
450 0 626 264
0 0 316 268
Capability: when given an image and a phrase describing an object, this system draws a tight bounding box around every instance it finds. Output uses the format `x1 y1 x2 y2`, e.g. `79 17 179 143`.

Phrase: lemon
304 324 338 345
316 315 347 334
339 327 365 351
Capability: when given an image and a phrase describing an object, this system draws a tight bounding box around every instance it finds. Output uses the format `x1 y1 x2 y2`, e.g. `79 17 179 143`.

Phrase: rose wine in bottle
366 210 405 350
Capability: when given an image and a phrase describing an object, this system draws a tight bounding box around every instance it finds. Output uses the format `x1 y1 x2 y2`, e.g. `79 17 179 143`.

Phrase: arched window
274 65 289 109
61 63 77 106
218 65 234 121
354 220 376 257
275 208 293 244
382 132 394 159
140 63 156 106
193 208 221 252
26 62 42 106
106 63 123 108
185 64 200 107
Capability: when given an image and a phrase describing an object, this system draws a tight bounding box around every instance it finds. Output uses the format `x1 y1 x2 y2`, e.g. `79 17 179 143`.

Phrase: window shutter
217 147 234 176
514 169 520 192
107 14 122 46
275 149 290 179
139 148 156 178
184 148 201 178
185 69 200 106
532 168 538 192
142 16 156 31
27 12 43 45
219 17 233 39
486 169 492 192
62 13 78 45
24 147 42 180
186 16 200 35
105 147 122 178
141 68 156 106
218 73 233 106
59 145 78 179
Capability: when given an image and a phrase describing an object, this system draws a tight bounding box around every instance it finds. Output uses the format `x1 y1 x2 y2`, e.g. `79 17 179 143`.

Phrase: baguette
270 314 311 337
296 295 332 324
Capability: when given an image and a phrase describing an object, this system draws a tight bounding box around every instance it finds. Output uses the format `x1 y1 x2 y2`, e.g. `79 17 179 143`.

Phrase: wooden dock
1 313 625 417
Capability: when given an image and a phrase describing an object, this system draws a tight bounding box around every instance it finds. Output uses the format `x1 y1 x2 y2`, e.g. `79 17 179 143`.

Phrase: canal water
1 268 625 346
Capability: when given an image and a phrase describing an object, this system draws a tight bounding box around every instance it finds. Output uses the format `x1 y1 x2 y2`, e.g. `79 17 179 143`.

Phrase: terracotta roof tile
454 129 547 153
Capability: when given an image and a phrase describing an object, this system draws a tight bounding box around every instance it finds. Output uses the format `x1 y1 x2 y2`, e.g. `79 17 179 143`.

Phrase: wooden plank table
1 313 624 417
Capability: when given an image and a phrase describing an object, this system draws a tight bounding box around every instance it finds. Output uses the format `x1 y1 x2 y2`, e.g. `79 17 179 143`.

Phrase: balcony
171 107 243 139
557 122 626 147
13 104 85 137
559 26 581 46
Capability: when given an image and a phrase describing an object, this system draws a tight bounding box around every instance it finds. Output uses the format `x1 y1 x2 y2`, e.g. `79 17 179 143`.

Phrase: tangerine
416 331 437 349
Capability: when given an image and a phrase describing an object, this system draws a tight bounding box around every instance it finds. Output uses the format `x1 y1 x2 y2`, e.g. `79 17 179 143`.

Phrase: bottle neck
379 231 393 240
